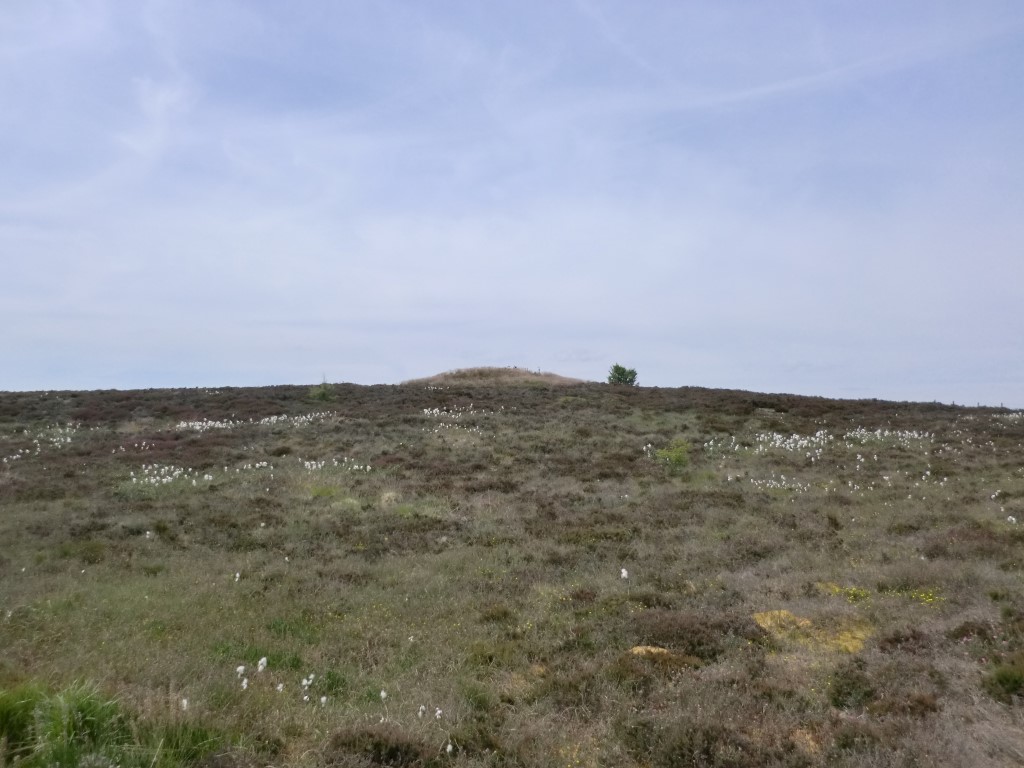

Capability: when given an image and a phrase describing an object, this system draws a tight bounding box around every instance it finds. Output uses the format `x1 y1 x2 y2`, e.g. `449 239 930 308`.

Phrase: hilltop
403 366 588 386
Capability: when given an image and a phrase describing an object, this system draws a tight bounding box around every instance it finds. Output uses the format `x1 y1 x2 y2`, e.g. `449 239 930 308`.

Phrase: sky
2 1 1023 406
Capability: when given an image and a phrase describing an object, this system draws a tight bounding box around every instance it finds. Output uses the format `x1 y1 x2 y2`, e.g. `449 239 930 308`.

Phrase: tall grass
0 683 222 768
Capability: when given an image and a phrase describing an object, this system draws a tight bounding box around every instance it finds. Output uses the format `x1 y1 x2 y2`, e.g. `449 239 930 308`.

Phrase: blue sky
3 1 1023 406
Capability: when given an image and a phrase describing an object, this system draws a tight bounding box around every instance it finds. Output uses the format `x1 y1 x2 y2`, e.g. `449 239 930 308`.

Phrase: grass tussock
0 683 224 768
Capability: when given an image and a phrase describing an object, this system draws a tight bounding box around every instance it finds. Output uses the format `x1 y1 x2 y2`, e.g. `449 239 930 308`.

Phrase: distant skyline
3 2 1023 407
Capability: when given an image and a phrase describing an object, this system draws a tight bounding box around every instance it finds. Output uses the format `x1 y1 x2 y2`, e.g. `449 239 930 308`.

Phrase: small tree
608 364 638 386
309 377 334 402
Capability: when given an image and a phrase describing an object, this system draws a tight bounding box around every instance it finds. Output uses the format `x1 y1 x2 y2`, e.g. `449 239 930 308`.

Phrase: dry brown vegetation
403 367 587 387
1 375 1023 766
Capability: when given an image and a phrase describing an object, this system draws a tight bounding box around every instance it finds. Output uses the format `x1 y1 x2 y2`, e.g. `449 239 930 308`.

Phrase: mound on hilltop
403 366 587 386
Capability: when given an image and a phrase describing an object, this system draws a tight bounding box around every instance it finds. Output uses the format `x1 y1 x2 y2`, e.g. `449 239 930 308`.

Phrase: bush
608 364 638 386
655 439 691 470
983 650 1024 702
308 380 334 401
828 658 876 709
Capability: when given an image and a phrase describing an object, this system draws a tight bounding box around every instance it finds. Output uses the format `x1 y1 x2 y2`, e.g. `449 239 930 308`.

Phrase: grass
1 371 1023 766
0 682 222 768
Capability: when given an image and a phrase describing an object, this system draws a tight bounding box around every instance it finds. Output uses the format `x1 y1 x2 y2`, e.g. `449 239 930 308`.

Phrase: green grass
0 683 222 768
1 376 1023 765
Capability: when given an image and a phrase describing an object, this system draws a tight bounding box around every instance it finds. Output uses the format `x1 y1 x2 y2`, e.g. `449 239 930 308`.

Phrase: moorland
1 368 1023 767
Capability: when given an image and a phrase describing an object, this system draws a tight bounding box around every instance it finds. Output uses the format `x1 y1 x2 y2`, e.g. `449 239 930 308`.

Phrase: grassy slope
1 377 1023 766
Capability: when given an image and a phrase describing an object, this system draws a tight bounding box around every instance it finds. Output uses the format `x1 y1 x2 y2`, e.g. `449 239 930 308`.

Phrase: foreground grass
0 682 221 767
1 375 1023 766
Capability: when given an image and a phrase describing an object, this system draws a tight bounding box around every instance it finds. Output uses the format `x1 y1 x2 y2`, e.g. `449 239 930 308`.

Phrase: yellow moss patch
790 728 822 756
753 610 813 634
817 581 872 603
630 645 673 657
818 621 873 653
878 585 946 606
753 610 872 653
556 735 601 768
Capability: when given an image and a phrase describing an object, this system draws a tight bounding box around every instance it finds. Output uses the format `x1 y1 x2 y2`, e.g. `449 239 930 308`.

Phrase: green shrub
983 651 1024 702
308 380 334 402
607 364 638 386
655 439 691 470
828 658 876 709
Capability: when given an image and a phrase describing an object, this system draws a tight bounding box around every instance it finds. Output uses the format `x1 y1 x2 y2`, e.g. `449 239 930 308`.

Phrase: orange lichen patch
754 610 813 634
629 645 673 658
790 728 822 756
753 610 872 653
625 645 702 669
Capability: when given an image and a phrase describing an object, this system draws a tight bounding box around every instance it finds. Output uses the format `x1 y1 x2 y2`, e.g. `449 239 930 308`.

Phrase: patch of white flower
993 411 1024 425
175 412 332 433
112 440 154 454
702 435 743 454
421 403 496 435
299 456 371 473
2 423 80 462
843 427 933 449
132 463 214 487
748 473 813 493
752 430 834 456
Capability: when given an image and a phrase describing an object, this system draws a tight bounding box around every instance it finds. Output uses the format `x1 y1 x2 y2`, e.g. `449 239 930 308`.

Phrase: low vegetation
2 369 1023 766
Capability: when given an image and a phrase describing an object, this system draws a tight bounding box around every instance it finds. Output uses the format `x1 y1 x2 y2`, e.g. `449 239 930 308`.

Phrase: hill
1 380 1023 766
403 366 588 386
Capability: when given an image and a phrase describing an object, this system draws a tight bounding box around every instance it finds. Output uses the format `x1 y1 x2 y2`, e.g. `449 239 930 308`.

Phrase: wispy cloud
571 0 675 85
